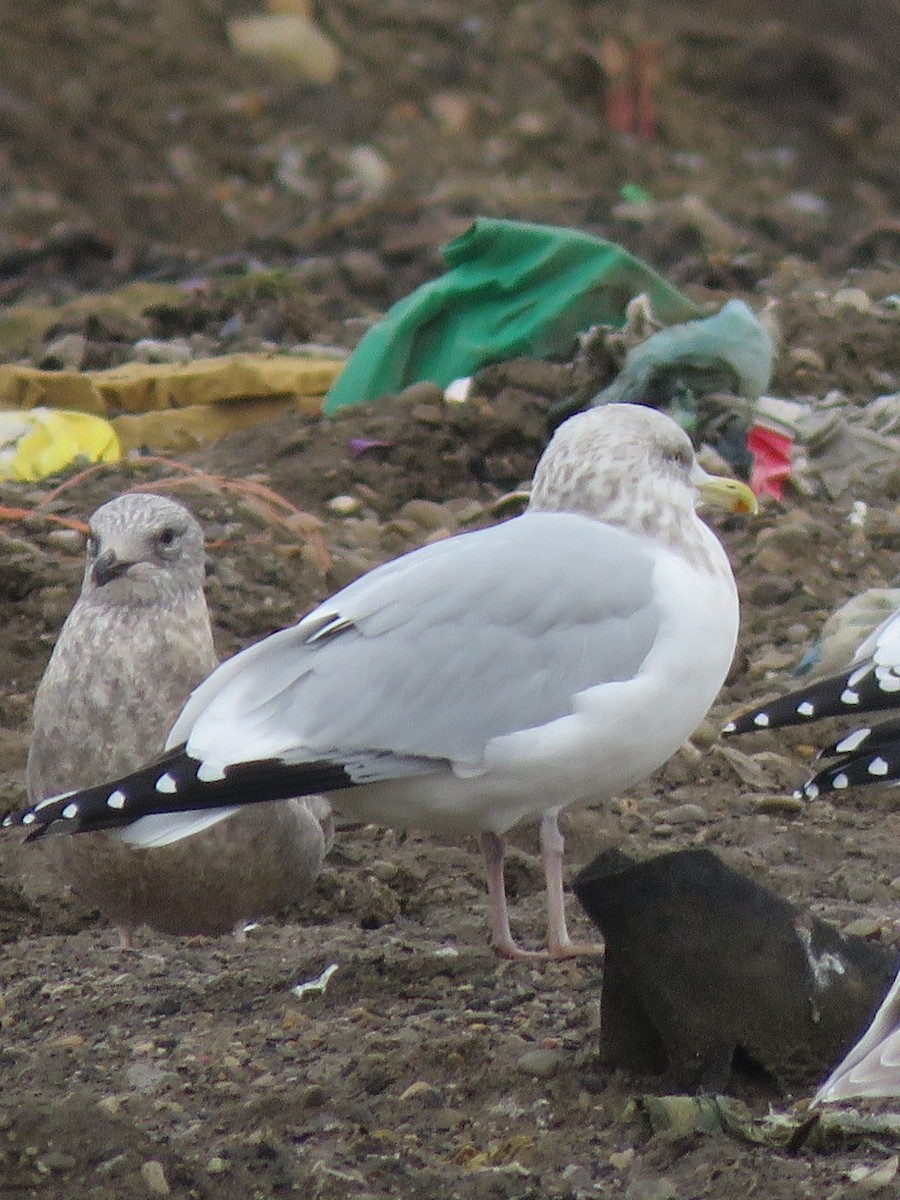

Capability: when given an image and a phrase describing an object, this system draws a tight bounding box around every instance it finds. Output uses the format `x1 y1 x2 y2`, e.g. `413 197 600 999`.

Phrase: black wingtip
801 736 900 799
4 748 358 840
722 663 900 738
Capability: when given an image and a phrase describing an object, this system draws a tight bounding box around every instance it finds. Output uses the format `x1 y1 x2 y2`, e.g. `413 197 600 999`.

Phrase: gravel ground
1 2 900 1197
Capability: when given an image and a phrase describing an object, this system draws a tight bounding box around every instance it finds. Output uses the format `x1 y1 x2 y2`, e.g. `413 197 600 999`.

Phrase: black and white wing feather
7 511 661 839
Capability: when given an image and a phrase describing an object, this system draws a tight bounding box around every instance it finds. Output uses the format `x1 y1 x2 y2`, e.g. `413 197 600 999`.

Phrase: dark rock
573 847 897 1093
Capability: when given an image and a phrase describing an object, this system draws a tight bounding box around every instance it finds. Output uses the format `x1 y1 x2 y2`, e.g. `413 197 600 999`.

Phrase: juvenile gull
25 492 332 946
9 404 756 958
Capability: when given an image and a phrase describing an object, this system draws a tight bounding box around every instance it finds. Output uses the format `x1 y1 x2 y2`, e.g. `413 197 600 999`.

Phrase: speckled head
528 402 756 564
82 493 207 604
528 403 704 528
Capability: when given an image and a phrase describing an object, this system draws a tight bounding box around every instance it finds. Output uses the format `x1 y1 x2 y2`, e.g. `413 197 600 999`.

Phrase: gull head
82 493 206 606
528 403 756 550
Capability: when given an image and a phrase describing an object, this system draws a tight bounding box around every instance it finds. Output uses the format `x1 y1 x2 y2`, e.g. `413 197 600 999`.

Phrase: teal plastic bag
324 218 702 413
592 299 774 409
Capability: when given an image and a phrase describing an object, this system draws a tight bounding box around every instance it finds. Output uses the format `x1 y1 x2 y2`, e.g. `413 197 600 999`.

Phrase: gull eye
664 444 693 469
154 525 180 552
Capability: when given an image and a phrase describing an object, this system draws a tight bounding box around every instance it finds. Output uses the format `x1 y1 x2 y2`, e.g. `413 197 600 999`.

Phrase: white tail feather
113 807 239 848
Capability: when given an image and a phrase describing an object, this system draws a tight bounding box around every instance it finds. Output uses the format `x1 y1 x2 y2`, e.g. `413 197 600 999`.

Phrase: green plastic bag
324 218 702 413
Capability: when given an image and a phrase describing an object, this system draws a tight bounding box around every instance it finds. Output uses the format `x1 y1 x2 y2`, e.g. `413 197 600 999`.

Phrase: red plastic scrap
747 424 793 500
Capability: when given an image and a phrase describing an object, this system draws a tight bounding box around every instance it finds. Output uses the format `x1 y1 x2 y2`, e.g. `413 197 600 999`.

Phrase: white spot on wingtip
804 783 820 799
197 760 226 783
753 712 770 728
107 789 127 809
836 728 871 753
22 812 36 825
722 721 736 734
868 757 889 777
840 689 860 706
155 772 178 795
62 803 79 819
797 701 815 717
832 773 849 790
879 675 900 693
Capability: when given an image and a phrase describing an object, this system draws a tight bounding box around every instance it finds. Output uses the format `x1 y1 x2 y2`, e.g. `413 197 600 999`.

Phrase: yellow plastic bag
0 407 121 482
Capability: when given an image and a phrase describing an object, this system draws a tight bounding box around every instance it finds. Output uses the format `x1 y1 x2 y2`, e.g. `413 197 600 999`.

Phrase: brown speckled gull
25 492 332 946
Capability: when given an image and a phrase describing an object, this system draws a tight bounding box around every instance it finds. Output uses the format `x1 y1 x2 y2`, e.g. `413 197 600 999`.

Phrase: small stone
398 499 455 531
206 1157 228 1175
842 917 881 939
299 1084 326 1108
655 803 707 826
45 529 85 554
429 91 474 133
394 381 445 407
749 576 796 607
95 1154 129 1175
126 1062 170 1091
789 346 826 373
343 517 381 549
784 190 829 217
609 1148 635 1170
370 859 398 882
687 718 718 749
751 793 804 815
625 1178 679 1200
327 494 362 516
846 881 876 905
409 401 445 426
398 1080 442 1106
513 111 550 138
132 338 193 364
339 249 388 292
40 332 87 371
848 1154 899 1189
832 287 872 314
38 1151 77 1172
140 1160 170 1195
47 1033 84 1050
515 1048 561 1078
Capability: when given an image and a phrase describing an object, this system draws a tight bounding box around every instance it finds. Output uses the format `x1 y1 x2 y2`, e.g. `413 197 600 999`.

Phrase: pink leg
540 810 603 959
480 831 545 960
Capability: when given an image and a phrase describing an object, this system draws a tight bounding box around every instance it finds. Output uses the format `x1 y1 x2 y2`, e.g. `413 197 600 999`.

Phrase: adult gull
8 404 756 958
24 492 332 946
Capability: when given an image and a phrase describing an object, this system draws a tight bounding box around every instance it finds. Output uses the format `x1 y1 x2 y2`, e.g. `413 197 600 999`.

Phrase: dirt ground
1 1 900 1197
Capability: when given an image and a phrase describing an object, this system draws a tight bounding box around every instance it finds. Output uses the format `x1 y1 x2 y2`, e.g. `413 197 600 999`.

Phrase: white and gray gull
23 492 332 947
7 404 756 958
